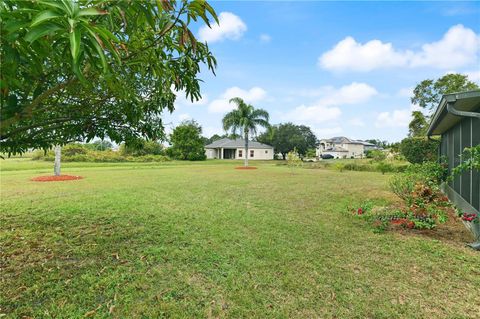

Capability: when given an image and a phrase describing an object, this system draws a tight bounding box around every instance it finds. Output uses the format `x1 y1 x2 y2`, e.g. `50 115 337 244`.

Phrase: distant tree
408 74 479 137
168 120 206 161
222 98 270 167
257 123 318 159
408 111 428 137
90 140 113 151
412 74 479 110
120 139 164 156
204 133 241 145
365 139 389 148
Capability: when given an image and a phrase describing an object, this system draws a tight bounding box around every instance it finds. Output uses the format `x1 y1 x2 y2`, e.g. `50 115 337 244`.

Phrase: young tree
408 74 479 137
168 120 206 161
222 98 270 167
408 111 429 137
1 0 218 155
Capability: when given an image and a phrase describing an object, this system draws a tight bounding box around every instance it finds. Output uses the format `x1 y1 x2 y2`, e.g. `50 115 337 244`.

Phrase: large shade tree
257 122 318 159
408 74 478 137
222 98 269 167
0 0 218 155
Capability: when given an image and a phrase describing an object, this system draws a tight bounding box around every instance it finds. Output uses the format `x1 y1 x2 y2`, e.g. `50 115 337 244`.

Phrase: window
238 150 243 157
250 150 254 158
265 150 268 154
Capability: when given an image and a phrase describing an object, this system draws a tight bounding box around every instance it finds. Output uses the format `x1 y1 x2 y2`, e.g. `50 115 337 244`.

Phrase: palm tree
222 98 270 167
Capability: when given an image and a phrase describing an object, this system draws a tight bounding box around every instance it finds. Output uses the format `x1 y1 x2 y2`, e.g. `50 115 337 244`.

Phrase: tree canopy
257 123 318 159
167 120 206 161
0 0 218 155
407 73 479 137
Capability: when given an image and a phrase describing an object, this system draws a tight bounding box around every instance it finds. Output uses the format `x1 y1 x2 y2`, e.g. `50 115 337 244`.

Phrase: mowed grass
1 160 479 318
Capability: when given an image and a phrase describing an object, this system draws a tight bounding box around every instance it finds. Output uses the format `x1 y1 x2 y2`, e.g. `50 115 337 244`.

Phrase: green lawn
1 159 479 318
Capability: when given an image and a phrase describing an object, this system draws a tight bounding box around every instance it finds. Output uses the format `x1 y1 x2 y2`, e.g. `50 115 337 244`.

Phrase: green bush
62 143 89 156
376 161 394 174
367 150 387 161
119 139 165 156
400 137 440 164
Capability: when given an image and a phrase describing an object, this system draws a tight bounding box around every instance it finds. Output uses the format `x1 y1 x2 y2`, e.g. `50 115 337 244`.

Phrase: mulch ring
31 175 84 182
235 166 258 170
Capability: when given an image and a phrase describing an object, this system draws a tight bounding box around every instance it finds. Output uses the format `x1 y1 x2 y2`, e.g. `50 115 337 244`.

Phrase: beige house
205 138 274 160
316 136 368 159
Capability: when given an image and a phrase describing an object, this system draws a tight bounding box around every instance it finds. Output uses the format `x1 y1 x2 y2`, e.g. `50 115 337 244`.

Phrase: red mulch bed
235 166 258 170
31 175 84 182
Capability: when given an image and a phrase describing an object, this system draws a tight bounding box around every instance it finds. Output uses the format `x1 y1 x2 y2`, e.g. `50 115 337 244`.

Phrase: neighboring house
205 138 274 160
316 136 366 159
427 90 480 216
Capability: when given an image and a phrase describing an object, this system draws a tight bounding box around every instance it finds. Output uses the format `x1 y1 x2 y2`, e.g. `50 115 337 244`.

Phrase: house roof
427 90 480 136
320 136 364 145
205 138 273 149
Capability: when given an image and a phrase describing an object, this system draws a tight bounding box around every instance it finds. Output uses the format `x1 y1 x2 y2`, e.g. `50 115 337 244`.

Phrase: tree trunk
282 153 286 160
244 130 249 167
54 145 61 176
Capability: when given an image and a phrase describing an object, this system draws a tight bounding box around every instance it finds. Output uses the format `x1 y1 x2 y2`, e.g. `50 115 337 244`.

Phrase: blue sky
165 1 480 142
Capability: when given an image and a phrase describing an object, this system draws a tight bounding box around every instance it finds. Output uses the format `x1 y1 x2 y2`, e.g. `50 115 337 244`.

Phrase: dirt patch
235 166 258 170
31 175 84 182
391 210 474 246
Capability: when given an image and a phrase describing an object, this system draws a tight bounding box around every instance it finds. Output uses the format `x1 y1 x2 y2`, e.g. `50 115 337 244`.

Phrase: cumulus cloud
283 82 377 126
375 109 411 128
173 89 208 108
208 86 267 113
198 12 247 43
348 118 365 127
295 82 378 103
178 113 192 121
319 24 480 71
312 126 343 138
284 104 342 124
464 70 480 83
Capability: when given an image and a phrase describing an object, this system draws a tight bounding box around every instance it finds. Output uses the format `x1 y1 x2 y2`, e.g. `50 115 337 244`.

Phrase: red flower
357 208 363 215
407 221 415 229
461 212 478 222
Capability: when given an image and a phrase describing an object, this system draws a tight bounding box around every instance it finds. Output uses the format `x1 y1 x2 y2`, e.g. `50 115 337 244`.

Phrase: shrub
376 161 394 174
369 150 387 161
62 143 89 156
120 139 165 156
399 137 440 164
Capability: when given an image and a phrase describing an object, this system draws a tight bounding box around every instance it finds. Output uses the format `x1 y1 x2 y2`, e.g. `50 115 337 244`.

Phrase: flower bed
31 175 83 182
235 166 258 170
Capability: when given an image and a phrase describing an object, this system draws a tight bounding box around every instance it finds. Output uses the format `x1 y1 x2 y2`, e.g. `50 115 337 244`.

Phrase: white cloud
319 24 480 72
348 118 365 127
375 109 411 128
178 113 191 121
173 88 209 108
294 82 378 105
312 126 343 138
198 12 247 43
464 69 480 83
283 104 342 124
317 82 378 105
208 86 267 113
410 25 480 68
397 87 413 98
259 33 271 43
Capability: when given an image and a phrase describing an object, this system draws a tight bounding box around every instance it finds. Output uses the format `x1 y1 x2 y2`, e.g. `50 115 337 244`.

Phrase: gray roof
205 138 273 149
321 136 364 145
427 90 480 136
